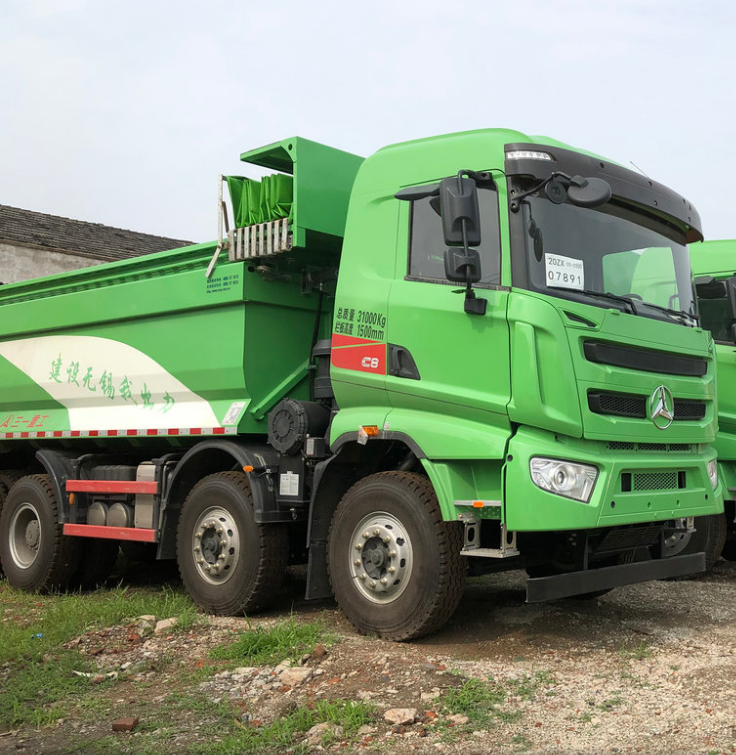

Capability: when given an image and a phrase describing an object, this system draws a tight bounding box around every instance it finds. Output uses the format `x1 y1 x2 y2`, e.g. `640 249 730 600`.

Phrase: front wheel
0 474 81 591
177 471 288 615
327 471 465 641
664 515 726 574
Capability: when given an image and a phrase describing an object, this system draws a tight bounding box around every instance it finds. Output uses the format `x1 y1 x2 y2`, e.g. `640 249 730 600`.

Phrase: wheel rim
9 502 42 569
663 518 692 557
191 506 240 585
349 511 413 604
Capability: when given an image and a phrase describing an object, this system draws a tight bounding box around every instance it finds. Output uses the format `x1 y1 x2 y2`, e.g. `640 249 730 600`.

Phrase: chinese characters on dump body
48 354 176 413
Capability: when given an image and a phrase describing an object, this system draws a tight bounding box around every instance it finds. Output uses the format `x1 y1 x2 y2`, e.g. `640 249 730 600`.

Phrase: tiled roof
0 204 193 261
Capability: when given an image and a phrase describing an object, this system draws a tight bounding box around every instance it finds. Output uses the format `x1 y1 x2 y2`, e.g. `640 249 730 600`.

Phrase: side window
699 297 734 343
408 186 501 286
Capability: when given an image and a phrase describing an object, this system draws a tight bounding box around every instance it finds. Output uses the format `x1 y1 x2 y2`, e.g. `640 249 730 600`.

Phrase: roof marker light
506 150 553 161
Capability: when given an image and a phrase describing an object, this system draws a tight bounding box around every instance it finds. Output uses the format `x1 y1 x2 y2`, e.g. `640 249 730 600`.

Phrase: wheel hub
350 511 413 604
192 507 240 585
9 502 42 569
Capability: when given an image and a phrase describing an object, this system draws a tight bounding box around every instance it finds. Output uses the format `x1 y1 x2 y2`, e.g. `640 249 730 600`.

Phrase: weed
511 733 532 749
508 670 556 700
187 699 375 753
437 678 507 728
209 615 335 667
618 641 652 660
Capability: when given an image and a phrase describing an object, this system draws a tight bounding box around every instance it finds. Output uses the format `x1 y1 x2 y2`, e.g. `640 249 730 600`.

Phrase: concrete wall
0 242 102 284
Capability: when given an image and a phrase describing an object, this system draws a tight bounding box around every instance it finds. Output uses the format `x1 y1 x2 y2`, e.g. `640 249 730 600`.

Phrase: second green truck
0 129 722 639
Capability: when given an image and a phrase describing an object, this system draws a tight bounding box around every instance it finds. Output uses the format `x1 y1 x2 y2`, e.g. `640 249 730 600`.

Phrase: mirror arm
509 171 572 212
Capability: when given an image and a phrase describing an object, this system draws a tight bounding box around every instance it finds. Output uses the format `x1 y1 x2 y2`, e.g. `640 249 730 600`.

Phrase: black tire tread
0 474 81 591
0 471 23 578
177 471 289 616
328 471 465 641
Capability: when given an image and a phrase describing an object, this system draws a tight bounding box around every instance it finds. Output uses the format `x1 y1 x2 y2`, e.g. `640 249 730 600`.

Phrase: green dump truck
690 239 736 563
0 130 723 639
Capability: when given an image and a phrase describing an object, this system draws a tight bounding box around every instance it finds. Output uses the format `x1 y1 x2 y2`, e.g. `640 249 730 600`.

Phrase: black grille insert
589 391 705 422
584 341 707 377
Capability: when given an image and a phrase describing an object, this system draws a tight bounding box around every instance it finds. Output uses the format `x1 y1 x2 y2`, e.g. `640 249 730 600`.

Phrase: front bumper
504 426 723 532
526 552 706 602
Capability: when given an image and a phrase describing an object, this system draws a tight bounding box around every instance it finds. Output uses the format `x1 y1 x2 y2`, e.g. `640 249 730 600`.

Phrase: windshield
515 189 697 325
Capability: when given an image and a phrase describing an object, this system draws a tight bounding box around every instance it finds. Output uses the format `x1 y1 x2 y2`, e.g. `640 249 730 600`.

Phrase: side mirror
694 275 728 300
726 276 736 319
439 176 481 247
444 248 482 284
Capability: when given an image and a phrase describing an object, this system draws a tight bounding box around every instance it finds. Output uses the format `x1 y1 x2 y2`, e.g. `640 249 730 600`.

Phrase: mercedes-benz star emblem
649 385 675 430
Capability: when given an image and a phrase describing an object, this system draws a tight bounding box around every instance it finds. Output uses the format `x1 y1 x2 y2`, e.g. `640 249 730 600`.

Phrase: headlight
708 459 718 490
530 457 598 503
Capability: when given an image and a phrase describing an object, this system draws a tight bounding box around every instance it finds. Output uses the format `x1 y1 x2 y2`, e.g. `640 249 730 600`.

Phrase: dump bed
0 137 363 445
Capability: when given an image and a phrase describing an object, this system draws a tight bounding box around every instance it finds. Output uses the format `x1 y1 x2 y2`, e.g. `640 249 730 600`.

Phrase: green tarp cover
226 174 293 228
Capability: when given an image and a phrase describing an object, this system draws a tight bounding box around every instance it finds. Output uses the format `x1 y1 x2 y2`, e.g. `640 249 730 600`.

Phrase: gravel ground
4 560 736 755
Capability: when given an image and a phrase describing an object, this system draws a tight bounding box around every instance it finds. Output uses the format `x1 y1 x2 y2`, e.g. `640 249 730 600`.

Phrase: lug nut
218 554 226 560
217 527 223 535
354 559 361 567
363 531 370 539
382 536 391 544
205 564 211 571
373 529 380 536
369 581 376 588
195 532 202 539
197 558 204 564
355 543 362 551
388 566 395 573
388 550 396 558
220 540 227 547
380 578 388 585
359 574 366 581
194 546 201 553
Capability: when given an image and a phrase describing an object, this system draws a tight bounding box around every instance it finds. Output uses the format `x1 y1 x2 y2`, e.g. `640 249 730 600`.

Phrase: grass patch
209 615 335 667
507 670 556 700
187 699 375 754
0 582 197 731
619 640 652 660
437 678 508 728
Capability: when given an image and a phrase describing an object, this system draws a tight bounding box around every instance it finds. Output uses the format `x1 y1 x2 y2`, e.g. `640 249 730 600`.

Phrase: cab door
384 182 512 457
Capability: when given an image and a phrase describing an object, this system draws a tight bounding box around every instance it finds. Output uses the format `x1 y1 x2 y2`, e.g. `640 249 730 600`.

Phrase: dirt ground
5 560 736 755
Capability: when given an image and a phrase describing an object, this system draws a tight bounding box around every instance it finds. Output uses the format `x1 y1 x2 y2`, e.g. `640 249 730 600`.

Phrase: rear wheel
0 472 22 577
177 471 288 615
327 471 465 641
0 474 81 591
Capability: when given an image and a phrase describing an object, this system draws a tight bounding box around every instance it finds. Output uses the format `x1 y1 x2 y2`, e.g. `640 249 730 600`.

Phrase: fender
159 439 283 559
35 449 79 524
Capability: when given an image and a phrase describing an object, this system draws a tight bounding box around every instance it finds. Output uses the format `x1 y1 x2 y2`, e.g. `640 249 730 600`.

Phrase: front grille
607 442 694 453
621 470 685 491
674 399 706 420
583 341 707 377
589 391 705 422
633 472 678 490
589 391 646 418
608 441 635 451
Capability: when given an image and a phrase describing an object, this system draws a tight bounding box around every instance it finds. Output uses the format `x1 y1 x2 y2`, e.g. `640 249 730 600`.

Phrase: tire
73 539 120 589
722 538 736 562
177 471 288 615
0 471 23 578
0 474 81 591
327 471 465 641
664 515 726 574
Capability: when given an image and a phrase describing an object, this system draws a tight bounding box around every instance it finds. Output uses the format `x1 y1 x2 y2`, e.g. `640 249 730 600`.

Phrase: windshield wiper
637 300 698 326
551 287 639 315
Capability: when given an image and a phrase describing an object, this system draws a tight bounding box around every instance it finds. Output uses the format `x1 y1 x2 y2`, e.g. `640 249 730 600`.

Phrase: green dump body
0 137 364 444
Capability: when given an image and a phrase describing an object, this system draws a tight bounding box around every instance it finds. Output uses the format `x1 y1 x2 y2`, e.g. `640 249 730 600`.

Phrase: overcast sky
1 0 734 245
